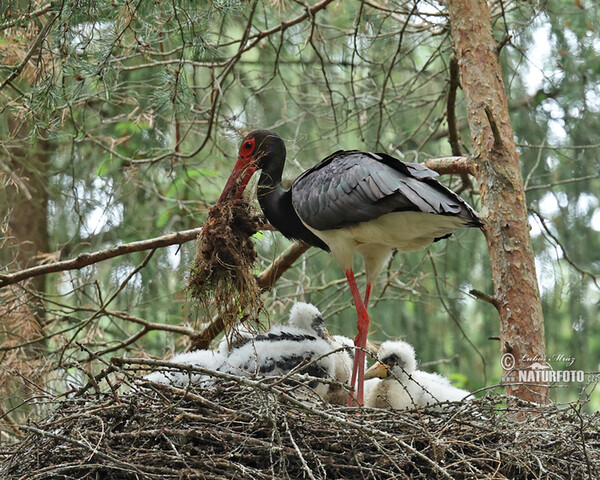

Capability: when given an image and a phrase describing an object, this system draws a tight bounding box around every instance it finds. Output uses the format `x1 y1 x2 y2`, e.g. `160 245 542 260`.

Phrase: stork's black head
217 130 286 203
240 130 286 170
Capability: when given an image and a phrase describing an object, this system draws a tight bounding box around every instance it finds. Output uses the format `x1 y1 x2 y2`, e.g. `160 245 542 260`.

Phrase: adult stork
217 130 482 406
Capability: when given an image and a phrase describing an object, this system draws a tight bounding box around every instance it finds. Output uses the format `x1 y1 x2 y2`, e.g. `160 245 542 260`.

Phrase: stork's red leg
345 269 369 407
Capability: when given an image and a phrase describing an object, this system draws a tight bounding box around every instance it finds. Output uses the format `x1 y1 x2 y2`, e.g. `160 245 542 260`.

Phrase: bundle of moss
188 197 264 331
2 364 599 480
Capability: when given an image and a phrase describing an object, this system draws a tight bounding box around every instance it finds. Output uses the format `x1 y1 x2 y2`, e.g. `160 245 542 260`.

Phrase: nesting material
188 197 263 328
2 376 599 480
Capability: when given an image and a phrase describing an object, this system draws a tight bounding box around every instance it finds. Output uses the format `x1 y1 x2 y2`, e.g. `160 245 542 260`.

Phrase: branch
430 88 558 143
496 34 512 53
447 55 462 157
110 311 196 337
257 241 311 292
0 3 55 31
530 209 600 289
469 288 499 307
446 55 473 194
0 227 203 288
524 172 600 192
423 155 476 176
243 0 336 48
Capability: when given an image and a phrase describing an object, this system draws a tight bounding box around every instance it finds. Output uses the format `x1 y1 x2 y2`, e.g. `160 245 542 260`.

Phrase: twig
0 3 54 31
283 416 318 480
257 241 311 292
0 13 58 91
113 356 455 478
469 288 499 308
496 34 512 53
524 172 600 192
19 425 159 478
108 311 196 336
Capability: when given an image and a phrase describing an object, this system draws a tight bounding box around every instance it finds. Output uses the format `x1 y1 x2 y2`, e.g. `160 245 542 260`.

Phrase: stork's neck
256 149 287 225
254 149 330 252
257 181 289 229
258 152 285 191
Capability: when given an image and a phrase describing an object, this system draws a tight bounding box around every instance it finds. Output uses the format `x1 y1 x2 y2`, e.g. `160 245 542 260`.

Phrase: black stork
217 130 482 406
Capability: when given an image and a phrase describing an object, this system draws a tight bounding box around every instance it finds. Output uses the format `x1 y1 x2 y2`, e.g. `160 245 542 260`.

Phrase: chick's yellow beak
364 361 389 380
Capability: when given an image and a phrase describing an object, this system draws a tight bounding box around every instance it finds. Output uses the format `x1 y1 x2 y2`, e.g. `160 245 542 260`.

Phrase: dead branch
0 12 59 92
446 55 473 194
447 55 462 157
469 288 499 307
423 155 476 176
0 227 202 289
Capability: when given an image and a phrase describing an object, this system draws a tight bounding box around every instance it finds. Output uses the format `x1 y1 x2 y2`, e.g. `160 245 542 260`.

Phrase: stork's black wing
291 151 482 231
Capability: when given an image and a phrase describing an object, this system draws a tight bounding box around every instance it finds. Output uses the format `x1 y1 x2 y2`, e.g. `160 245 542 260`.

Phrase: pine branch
0 12 58 92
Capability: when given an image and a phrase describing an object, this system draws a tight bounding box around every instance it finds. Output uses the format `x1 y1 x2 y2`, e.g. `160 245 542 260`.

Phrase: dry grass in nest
2 362 599 480
188 197 264 330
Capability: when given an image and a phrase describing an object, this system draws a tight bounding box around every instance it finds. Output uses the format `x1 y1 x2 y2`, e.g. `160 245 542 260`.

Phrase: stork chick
218 303 336 401
145 349 225 387
364 340 472 410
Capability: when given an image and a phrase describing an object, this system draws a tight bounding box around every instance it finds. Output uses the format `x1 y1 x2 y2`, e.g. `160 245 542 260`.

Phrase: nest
2 365 600 480
188 197 264 329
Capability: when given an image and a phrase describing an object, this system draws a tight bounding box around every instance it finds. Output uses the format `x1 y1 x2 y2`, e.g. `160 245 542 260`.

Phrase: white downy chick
145 349 225 387
218 303 336 402
364 340 472 410
364 340 420 409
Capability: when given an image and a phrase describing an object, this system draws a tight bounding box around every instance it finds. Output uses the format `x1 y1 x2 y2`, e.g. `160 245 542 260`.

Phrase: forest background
1 0 599 438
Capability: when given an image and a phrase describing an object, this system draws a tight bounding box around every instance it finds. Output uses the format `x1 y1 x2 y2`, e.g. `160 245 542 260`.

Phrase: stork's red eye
241 138 255 156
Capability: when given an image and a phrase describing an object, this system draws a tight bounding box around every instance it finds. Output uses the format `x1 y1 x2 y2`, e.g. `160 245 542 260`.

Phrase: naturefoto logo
501 353 585 384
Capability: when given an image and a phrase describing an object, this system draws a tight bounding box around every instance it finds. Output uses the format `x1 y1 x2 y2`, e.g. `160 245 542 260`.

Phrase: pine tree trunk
447 0 549 404
2 115 50 338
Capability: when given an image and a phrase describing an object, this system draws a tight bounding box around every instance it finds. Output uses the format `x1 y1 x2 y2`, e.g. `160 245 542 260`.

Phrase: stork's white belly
302 211 469 281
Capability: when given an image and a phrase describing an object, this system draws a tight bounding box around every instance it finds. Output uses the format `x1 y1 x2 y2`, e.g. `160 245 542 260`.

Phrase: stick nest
188 197 264 327
3 368 599 480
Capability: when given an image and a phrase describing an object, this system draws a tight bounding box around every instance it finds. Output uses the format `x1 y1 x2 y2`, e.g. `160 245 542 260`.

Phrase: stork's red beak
217 156 258 204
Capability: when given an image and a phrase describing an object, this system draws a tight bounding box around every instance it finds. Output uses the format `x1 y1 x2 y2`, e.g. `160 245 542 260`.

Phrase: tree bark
3 118 50 295
447 0 549 403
